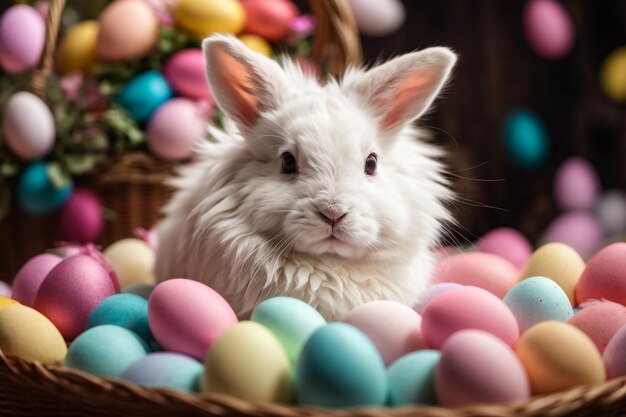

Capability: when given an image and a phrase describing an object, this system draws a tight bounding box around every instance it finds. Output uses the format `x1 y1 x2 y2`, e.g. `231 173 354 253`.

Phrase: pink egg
476 228 532 270
413 283 462 315
603 324 626 378
568 301 626 353
343 300 426 366
554 157 600 211
34 255 117 340
436 330 530 405
148 279 238 360
0 5 45 73
422 286 519 349
11 253 62 307
542 211 604 258
147 99 207 160
163 49 214 102
523 0 574 59
60 188 104 242
241 0 298 41
576 243 626 306
432 252 518 298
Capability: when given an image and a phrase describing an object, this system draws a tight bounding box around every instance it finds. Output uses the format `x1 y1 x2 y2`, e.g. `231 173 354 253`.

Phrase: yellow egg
239 34 273 57
515 321 605 394
600 46 626 102
0 304 67 365
57 20 99 74
202 321 292 402
0 296 18 309
519 243 584 305
104 238 155 289
174 0 246 38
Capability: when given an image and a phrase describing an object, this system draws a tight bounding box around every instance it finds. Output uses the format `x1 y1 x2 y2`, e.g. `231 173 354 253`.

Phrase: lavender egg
554 157 600 211
11 253 62 307
0 281 11 297
594 190 626 237
0 5 45 73
542 211 604 258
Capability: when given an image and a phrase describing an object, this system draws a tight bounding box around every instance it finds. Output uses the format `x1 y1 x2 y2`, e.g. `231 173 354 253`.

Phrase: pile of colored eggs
3 235 626 409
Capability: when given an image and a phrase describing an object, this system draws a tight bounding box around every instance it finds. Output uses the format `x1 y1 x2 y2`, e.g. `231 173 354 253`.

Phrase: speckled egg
576 243 626 306
476 227 533 270
11 253 62 307
122 352 203 392
568 301 626 353
387 350 440 405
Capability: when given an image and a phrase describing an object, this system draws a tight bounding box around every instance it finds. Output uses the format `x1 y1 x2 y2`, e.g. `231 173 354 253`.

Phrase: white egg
348 0 406 37
3 91 55 160
594 190 626 237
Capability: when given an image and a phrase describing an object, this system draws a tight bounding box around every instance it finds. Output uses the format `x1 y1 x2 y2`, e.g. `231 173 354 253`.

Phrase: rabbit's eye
281 152 297 174
365 153 377 175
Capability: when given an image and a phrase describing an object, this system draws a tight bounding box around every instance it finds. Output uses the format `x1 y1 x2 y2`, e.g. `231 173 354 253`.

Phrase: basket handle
29 0 66 98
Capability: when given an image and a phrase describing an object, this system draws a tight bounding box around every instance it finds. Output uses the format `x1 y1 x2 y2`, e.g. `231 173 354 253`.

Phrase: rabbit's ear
343 48 456 135
203 35 288 131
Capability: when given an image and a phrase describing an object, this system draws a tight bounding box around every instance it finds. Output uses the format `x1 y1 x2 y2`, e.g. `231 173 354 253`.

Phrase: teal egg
87 294 157 349
122 283 155 300
503 110 550 169
116 70 172 123
296 323 387 408
503 276 574 332
251 297 326 364
65 325 149 377
17 162 72 215
387 350 440 406
121 352 203 392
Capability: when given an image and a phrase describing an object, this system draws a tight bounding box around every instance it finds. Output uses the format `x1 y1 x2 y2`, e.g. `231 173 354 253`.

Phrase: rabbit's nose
316 208 348 227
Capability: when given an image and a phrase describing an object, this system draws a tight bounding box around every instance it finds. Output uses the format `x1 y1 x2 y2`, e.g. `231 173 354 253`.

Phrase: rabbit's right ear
203 35 288 133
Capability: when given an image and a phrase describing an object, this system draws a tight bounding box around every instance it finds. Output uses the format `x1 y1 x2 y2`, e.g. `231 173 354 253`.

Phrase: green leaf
0 160 19 177
64 154 99 175
46 162 72 189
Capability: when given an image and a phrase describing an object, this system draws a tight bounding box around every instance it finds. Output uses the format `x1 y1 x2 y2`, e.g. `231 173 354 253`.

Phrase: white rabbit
155 35 456 321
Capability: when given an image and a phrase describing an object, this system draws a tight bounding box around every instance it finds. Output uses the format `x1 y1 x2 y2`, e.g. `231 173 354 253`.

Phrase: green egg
387 350 440 405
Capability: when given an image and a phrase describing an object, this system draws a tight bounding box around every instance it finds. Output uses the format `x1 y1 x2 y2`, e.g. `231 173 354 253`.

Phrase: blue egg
17 162 72 215
503 110 550 169
87 294 157 349
122 283 155 300
296 323 387 408
121 352 203 392
503 276 574 332
251 297 326 364
387 350 440 405
116 70 173 123
65 325 149 377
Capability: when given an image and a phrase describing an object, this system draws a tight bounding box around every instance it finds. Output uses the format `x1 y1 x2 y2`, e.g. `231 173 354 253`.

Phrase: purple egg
476 228 532 270
34 254 117 341
604 324 626 379
60 188 104 242
11 253 62 307
554 157 600 211
121 352 203 392
0 281 11 297
0 5 45 73
542 211 604 258
414 283 462 315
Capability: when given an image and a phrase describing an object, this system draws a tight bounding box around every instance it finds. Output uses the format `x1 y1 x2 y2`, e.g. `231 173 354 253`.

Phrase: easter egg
0 304 67 365
123 283 155 300
0 281 11 297
116 71 173 123
594 190 626 236
568 301 626 353
603 324 626 378
104 239 155 289
296 323 387 408
503 109 549 169
122 352 203 392
421 286 519 349
0 296 18 309
96 0 158 62
503 277 573 333
576 243 626 305
348 0 406 37
163 49 214 101
65 325 149 377
387 350 440 405
239 34 273 56
523 0 574 59
11 253 62 307
3 91 55 160
413 283 462 314
432 252 518 297
436 330 530 405
57 20 99 73
173 0 245 38
147 99 207 161
241 0 298 41
17 162 72 215
343 300 425 366
600 46 626 102
202 321 292 402
542 212 604 258
251 296 326 364
0 5 45 73
515 321 605 394
148 279 238 360
476 228 533 270
554 157 600 211
60 188 103 242
519 243 585 305
34 255 117 341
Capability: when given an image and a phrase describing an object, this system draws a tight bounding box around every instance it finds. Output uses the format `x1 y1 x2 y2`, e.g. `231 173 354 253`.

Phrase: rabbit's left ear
343 48 456 135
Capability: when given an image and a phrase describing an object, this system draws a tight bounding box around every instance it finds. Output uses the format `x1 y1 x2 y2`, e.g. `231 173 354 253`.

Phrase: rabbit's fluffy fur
155 35 456 320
